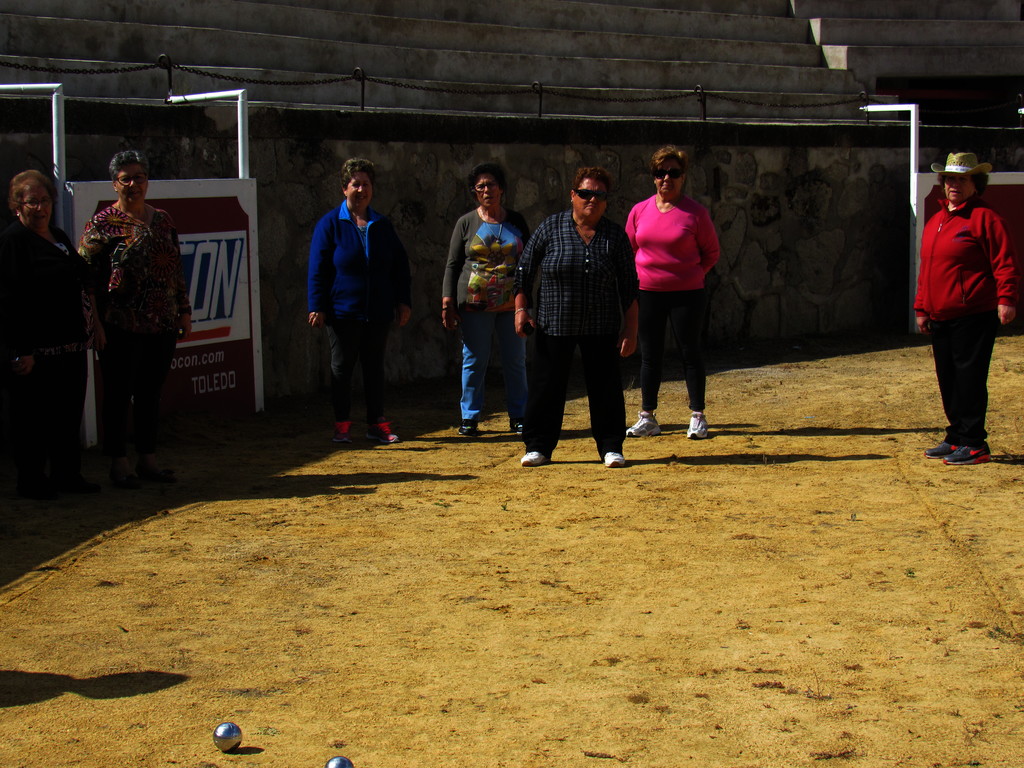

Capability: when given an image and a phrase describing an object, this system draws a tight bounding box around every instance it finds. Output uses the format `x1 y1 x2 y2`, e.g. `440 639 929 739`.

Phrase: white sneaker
603 451 626 468
626 411 661 437
687 412 708 439
521 451 548 467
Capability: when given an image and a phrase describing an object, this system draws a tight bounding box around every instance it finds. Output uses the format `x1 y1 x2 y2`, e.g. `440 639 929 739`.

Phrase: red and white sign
68 179 263 445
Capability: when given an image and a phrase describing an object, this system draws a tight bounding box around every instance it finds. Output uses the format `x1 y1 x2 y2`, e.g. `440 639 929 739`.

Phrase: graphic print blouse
443 209 530 312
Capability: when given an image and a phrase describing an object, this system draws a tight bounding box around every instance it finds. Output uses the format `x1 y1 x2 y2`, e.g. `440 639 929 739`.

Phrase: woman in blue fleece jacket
307 158 411 445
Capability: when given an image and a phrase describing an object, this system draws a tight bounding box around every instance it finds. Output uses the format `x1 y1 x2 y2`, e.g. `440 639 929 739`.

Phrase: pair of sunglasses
653 168 684 180
574 188 608 201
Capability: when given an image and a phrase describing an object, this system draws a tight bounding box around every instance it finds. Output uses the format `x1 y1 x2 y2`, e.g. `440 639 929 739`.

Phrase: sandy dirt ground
1 331 1023 768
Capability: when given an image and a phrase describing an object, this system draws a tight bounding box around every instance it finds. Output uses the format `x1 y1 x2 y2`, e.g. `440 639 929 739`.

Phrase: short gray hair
109 150 150 181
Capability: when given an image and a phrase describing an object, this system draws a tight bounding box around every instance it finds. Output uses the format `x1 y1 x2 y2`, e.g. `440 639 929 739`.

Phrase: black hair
468 162 506 191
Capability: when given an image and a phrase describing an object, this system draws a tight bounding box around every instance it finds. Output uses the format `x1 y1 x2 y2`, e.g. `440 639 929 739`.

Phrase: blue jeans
459 309 527 421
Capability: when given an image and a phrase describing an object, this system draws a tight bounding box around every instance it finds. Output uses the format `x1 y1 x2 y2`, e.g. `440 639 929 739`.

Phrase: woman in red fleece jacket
915 152 1019 465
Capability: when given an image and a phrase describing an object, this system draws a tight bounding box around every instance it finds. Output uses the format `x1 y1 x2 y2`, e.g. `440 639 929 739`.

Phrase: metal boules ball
212 721 243 752
325 757 355 768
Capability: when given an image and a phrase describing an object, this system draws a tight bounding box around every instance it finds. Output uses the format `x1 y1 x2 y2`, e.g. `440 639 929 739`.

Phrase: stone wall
3 101 1021 399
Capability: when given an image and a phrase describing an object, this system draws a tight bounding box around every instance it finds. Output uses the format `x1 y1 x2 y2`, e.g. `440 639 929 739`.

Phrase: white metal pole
860 103 922 333
1 83 68 226
860 103 920 219
238 89 249 179
52 86 69 231
166 89 249 179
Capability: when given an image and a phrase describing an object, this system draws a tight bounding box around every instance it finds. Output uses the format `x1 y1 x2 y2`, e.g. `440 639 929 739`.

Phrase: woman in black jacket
0 170 99 499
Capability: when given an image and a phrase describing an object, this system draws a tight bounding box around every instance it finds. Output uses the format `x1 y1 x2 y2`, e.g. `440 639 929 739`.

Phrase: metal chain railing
0 59 159 76
170 61 357 88
359 71 528 98
921 98 1019 115
2 55 1018 124
709 91 870 109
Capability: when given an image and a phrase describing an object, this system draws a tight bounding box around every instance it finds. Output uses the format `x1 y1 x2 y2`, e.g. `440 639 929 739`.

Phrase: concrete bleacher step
811 18 1024 46
823 45 1024 90
1 55 884 120
23 0 814 47
550 0 791 12
0 14 861 95
14 3 823 71
791 0 1019 20
240 0 798 31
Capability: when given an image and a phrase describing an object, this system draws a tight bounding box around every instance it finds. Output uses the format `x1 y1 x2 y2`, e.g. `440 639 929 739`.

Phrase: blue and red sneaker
942 443 991 465
924 441 956 459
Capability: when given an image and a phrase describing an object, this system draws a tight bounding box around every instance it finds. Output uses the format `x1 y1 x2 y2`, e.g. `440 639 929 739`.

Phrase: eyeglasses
115 174 148 186
573 188 608 201
474 182 499 192
653 168 684 180
20 197 52 208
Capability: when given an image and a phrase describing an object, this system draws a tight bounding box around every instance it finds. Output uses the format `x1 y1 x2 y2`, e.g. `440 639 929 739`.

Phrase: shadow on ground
0 329 985 591
0 669 187 708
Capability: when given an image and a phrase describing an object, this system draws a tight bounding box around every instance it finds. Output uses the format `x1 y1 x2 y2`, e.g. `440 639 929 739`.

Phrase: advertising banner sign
67 179 263 444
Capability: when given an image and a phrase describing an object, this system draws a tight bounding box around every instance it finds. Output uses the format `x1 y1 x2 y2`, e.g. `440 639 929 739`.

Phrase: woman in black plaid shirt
513 167 638 468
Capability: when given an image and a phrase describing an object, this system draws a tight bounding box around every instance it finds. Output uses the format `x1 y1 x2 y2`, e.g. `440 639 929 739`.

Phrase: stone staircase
1 0 1020 121
0 0 864 120
791 0 1024 125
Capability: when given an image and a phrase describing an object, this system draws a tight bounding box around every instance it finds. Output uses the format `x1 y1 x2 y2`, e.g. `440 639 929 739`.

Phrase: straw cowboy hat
930 152 993 175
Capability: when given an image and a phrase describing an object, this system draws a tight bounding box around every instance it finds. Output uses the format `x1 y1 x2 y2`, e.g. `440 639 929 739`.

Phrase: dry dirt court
1 331 1023 768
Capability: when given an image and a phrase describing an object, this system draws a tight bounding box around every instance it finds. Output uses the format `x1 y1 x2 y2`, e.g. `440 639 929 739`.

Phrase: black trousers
8 350 87 487
325 318 390 424
930 310 999 448
523 330 625 459
100 326 176 457
637 288 708 413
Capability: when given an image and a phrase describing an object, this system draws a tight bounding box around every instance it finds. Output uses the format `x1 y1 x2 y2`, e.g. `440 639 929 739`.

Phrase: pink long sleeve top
625 195 720 291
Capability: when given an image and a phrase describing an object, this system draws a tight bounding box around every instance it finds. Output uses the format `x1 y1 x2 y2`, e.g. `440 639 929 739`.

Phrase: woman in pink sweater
625 146 720 439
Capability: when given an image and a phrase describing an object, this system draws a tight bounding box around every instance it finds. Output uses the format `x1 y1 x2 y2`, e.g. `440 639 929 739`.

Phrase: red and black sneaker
367 418 399 444
942 443 991 465
332 420 353 443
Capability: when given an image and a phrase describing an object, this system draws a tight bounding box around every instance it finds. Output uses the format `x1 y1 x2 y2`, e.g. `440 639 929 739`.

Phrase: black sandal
110 470 141 490
136 465 177 483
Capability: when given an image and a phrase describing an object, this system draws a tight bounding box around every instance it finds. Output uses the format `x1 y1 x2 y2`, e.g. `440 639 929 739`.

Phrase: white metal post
166 89 250 179
1 83 67 228
861 103 921 332
860 103 920 220
238 89 249 180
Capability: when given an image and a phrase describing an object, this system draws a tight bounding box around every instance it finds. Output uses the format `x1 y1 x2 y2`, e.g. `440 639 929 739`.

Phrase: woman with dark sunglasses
513 166 638 468
625 146 720 441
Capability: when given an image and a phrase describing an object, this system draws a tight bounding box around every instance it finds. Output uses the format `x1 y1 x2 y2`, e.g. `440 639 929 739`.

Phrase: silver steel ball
325 757 354 768
212 721 242 752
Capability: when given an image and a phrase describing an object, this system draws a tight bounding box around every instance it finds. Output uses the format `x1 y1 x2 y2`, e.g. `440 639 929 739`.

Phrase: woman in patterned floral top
79 150 192 489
